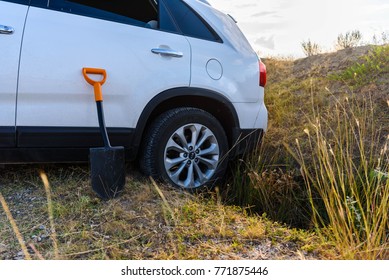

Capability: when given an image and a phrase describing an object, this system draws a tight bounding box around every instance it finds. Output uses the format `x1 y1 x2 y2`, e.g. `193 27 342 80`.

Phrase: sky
207 0 389 58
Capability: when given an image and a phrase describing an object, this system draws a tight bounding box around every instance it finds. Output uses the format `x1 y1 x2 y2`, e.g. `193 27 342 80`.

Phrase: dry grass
289 95 389 259
0 165 322 260
39 170 59 259
0 192 31 260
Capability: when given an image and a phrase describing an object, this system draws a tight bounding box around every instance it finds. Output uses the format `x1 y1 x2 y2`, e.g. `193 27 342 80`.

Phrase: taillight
259 60 267 87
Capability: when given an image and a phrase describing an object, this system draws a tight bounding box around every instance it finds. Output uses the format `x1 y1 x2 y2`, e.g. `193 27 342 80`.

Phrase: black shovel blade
90 146 125 199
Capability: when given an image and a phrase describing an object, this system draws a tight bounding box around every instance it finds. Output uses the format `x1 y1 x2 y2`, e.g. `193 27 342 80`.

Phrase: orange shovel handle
82 67 107 102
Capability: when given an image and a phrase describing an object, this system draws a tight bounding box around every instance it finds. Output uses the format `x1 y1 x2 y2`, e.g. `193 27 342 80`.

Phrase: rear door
17 0 190 148
0 0 29 147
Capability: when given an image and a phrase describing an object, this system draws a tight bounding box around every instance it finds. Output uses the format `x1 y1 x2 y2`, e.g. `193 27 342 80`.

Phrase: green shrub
329 45 389 87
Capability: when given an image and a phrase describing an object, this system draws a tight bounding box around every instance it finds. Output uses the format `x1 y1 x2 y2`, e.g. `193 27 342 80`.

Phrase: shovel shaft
94 83 103 102
96 101 111 148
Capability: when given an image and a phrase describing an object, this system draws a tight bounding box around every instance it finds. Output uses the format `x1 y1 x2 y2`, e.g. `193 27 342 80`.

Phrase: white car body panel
0 2 28 126
185 0 267 129
188 37 260 103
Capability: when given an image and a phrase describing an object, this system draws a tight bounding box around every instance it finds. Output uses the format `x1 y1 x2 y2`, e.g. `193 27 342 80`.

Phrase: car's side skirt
0 126 136 163
0 126 16 148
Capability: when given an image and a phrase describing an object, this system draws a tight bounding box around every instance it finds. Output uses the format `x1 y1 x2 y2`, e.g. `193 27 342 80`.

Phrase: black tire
139 107 229 190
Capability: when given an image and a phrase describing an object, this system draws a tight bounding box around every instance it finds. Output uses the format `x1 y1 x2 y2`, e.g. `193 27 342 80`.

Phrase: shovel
82 67 125 199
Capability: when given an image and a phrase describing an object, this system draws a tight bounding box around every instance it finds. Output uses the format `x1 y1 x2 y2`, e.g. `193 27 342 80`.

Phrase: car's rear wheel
140 107 229 190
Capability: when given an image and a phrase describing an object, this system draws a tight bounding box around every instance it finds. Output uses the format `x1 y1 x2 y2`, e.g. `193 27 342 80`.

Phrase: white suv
0 0 267 190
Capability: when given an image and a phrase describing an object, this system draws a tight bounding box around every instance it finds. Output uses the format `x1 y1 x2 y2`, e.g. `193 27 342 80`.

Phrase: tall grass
225 139 312 228
289 95 388 259
0 170 60 260
39 170 59 259
0 192 32 260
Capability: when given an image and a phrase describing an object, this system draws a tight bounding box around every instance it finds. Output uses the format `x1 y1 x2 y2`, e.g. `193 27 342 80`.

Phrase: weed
372 31 389 45
336 30 362 50
301 39 322 57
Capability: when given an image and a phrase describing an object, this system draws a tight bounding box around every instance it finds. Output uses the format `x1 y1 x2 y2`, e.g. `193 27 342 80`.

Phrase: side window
47 0 159 28
164 0 221 42
159 0 179 33
29 0 47 8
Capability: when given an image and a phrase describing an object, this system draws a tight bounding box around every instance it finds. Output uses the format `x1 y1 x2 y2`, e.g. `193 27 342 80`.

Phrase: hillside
1 45 388 260
263 45 388 153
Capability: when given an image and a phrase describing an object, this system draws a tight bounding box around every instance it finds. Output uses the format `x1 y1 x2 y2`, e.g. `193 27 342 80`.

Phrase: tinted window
2 0 30 4
158 0 179 33
164 0 220 42
29 0 47 8
47 0 158 27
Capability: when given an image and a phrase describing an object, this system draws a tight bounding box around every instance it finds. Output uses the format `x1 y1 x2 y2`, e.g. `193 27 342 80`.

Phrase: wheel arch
132 87 240 157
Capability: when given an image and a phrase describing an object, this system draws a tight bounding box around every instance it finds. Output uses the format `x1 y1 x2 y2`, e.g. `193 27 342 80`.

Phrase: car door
16 0 190 148
0 0 29 147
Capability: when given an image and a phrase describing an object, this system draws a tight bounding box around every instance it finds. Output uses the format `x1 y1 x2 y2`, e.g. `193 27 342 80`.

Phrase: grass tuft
39 169 59 259
0 192 32 260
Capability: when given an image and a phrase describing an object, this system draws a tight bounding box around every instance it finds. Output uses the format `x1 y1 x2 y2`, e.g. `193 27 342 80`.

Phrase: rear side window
164 0 221 42
158 0 179 33
47 0 158 27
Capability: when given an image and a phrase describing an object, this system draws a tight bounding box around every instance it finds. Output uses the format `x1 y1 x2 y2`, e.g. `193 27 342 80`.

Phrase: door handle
151 48 183 58
0 25 14 34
